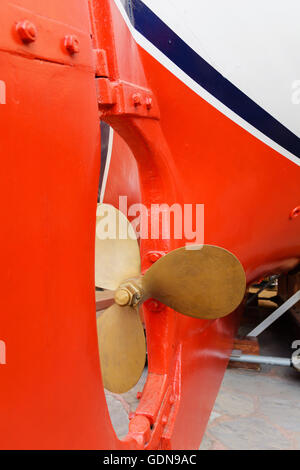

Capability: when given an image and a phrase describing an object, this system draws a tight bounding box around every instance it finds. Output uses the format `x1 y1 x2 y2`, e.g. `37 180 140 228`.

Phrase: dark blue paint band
123 0 300 160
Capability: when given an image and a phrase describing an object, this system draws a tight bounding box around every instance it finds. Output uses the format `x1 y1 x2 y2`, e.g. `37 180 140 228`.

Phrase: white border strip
99 127 114 203
114 0 300 167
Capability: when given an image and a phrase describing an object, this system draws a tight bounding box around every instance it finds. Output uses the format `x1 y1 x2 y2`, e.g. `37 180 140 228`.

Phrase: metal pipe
247 290 300 337
230 354 291 367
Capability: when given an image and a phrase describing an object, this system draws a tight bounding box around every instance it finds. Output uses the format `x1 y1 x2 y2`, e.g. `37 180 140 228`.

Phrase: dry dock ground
103 295 300 450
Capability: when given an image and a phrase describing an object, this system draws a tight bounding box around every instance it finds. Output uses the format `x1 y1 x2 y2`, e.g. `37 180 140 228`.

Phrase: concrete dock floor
104 301 300 450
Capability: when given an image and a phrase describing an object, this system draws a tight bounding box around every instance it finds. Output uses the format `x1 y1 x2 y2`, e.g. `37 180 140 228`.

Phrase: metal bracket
97 78 160 119
0 2 93 68
94 48 109 77
247 290 300 338
128 345 182 449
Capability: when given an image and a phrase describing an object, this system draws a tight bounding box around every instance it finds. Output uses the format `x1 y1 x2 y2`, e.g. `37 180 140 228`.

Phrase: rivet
132 93 142 106
64 35 80 55
16 20 37 44
148 252 162 263
162 415 168 425
169 395 176 404
145 299 165 313
145 96 152 109
290 206 300 220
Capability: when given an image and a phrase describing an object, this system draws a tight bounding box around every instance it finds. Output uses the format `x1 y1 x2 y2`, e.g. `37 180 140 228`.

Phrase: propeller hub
114 279 144 307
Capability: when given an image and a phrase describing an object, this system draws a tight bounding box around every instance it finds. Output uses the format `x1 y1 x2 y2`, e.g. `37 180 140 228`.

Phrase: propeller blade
143 245 246 319
97 303 146 393
95 203 141 290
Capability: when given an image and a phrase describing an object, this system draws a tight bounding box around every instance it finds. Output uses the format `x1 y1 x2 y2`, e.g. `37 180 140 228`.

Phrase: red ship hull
0 0 298 449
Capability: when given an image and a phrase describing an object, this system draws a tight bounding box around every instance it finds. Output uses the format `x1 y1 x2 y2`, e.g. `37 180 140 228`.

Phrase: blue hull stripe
123 0 300 160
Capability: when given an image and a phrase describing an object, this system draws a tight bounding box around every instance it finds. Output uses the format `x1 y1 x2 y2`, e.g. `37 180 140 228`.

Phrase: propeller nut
115 280 144 307
115 288 131 306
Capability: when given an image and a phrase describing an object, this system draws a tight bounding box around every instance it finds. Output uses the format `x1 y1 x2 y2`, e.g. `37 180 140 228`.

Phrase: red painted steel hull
0 0 299 449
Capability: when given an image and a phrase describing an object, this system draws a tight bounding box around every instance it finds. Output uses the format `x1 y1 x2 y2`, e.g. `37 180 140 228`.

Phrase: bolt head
145 96 152 109
64 35 80 55
148 252 162 263
132 93 142 106
115 288 131 306
16 20 37 43
162 415 168 425
145 299 165 313
290 206 300 220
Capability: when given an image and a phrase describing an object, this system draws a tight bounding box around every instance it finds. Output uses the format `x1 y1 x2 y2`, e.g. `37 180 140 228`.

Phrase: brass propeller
95 203 141 290
97 304 146 394
95 204 246 393
95 204 145 393
143 245 246 319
